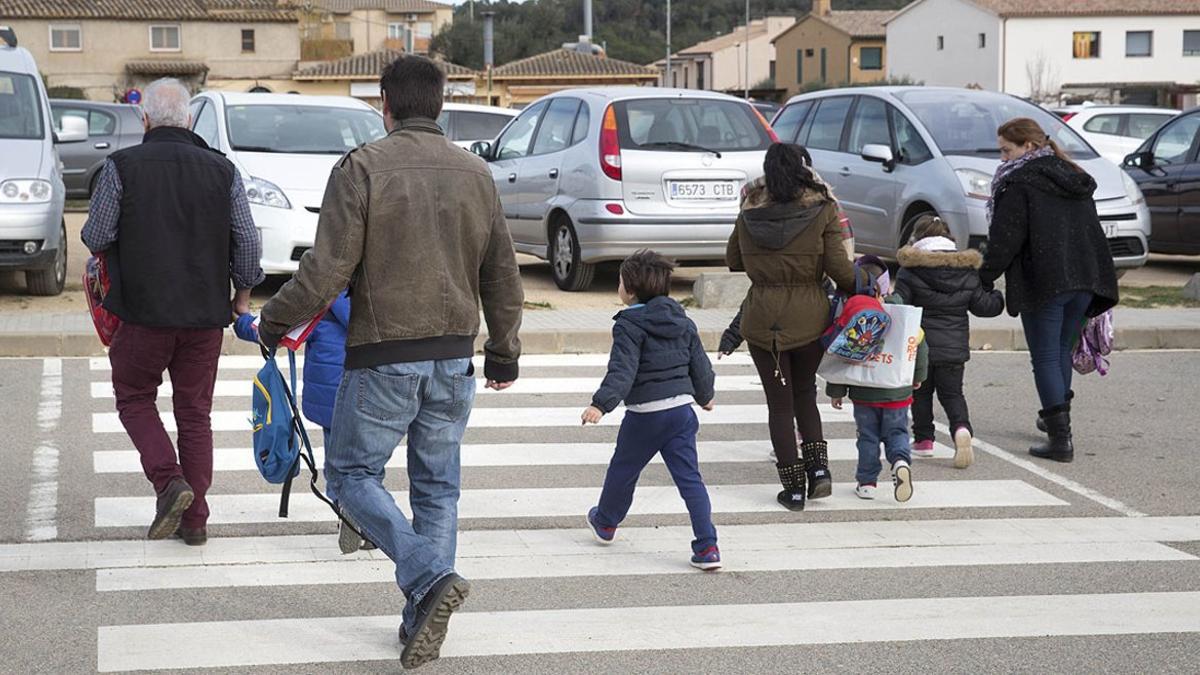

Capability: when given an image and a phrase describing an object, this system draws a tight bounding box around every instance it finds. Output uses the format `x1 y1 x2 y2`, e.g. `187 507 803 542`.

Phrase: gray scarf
987 144 1055 222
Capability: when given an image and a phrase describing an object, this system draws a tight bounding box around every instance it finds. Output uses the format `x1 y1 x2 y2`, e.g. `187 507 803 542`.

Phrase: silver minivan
471 87 774 291
772 87 1151 270
0 27 87 296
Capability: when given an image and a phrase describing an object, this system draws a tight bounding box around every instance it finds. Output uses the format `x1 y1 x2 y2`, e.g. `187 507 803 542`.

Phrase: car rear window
0 71 44 140
616 98 771 153
455 111 512 141
226 104 386 154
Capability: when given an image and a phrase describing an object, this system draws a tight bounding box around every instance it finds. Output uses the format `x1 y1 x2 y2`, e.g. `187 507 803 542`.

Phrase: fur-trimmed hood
897 246 983 270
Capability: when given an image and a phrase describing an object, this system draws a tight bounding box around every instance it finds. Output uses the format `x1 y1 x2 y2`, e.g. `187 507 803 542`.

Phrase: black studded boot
1037 391 1073 433
802 440 833 500
776 463 806 511
1030 404 1073 463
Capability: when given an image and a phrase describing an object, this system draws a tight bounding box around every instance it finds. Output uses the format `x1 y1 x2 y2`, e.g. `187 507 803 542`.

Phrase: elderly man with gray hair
82 78 264 546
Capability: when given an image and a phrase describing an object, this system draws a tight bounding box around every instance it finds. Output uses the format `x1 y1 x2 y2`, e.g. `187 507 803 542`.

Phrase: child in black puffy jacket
893 215 1004 469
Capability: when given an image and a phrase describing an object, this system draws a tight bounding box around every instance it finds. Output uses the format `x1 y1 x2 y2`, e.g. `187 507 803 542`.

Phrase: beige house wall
773 18 852 98
342 7 453 54
6 19 298 101
849 39 887 84
663 16 795 91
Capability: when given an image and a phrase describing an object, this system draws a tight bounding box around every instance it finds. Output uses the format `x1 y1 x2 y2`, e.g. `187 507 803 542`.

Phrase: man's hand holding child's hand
581 406 604 425
701 400 715 411
830 397 843 410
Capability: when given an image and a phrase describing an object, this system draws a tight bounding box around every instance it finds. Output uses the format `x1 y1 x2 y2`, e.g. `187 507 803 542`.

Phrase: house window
820 48 827 82
697 61 705 89
796 49 804 83
150 24 181 51
805 48 814 57
1073 32 1100 59
937 35 944 50
979 33 986 48
388 23 404 40
769 59 776 82
1126 31 1152 57
1186 30 1200 56
241 29 255 53
49 24 81 51
860 47 883 71
416 22 433 39
335 21 352 40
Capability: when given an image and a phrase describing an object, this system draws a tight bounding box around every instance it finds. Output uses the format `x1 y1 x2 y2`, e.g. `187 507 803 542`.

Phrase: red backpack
823 294 892 362
84 254 121 346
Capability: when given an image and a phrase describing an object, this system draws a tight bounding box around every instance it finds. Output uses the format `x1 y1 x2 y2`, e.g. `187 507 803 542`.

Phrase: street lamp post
665 0 671 87
744 0 750 99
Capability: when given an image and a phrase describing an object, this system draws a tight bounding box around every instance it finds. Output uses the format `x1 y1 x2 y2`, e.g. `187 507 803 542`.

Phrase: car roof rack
0 26 16 48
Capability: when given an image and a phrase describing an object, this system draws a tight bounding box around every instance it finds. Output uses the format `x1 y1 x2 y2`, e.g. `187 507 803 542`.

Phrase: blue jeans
594 405 717 554
321 426 336 504
853 404 911 485
1020 290 1091 410
324 358 475 633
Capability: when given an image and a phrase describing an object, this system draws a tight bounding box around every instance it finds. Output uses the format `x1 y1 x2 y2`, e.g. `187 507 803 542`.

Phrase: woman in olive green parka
726 143 856 511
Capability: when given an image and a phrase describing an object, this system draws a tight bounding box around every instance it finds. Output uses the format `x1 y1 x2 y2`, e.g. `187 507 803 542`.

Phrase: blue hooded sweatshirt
591 296 716 414
302 291 350 429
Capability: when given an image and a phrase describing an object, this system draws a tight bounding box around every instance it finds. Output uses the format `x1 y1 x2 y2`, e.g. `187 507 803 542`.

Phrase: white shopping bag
818 304 924 389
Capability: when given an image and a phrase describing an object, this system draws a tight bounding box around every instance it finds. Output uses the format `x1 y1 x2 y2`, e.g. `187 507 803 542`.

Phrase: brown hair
620 249 677 303
997 117 1083 172
911 214 954 243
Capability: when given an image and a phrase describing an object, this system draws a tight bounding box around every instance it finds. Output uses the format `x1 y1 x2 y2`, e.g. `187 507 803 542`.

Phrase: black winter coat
591 296 716 414
894 246 1005 364
980 155 1119 317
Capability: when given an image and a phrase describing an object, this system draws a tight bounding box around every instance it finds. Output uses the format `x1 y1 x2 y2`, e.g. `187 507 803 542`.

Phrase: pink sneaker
912 440 936 458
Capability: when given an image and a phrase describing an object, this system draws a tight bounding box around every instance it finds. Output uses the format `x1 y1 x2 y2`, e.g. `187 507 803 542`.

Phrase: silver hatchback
772 87 1151 270
471 87 775 291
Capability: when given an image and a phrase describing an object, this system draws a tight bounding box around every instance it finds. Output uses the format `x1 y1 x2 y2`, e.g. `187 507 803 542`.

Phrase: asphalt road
1 350 1198 672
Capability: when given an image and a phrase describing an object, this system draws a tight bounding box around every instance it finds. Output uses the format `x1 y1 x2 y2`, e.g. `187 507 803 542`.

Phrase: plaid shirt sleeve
229 173 265 290
80 160 122 253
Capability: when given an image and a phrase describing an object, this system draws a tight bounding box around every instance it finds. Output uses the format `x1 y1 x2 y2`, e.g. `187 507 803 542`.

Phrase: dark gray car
49 100 142 198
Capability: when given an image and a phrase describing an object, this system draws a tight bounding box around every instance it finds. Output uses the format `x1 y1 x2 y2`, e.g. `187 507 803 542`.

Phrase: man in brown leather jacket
259 55 523 669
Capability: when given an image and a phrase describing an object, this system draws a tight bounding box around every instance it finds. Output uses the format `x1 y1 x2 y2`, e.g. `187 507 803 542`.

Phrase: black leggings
749 341 825 466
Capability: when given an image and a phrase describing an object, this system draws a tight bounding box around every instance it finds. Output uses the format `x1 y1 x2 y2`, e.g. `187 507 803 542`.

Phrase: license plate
669 180 738 201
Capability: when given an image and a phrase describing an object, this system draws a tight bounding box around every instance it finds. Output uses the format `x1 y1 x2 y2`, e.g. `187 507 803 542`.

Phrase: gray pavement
1 350 1198 672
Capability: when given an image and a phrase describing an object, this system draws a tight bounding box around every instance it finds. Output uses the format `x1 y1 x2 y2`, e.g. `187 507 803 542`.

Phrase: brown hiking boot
148 478 194 540
176 527 207 546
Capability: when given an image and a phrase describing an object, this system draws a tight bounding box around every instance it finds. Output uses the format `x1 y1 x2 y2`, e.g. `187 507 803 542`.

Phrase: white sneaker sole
587 515 615 545
912 449 936 459
855 488 876 500
953 429 974 469
690 560 722 571
893 465 913 503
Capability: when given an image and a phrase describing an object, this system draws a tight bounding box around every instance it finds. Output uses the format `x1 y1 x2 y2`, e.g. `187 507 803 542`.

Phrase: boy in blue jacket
581 250 720 570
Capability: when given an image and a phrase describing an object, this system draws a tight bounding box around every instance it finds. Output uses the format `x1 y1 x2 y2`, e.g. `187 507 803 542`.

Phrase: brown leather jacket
260 118 524 381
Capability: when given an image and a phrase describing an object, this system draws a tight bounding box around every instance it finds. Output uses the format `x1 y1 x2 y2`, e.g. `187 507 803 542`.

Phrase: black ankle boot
801 440 832 500
776 462 806 511
1030 405 1073 463
1036 391 1073 433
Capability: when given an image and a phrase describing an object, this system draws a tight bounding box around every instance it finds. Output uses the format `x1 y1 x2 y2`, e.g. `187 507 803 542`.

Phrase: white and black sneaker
892 459 913 503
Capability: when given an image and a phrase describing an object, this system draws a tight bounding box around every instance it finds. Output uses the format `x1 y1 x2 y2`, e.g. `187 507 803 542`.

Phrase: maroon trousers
109 323 223 529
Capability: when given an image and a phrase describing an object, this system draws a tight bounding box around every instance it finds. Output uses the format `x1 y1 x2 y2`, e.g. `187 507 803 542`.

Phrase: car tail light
1060 112 1077 122
600 104 622 181
753 107 780 143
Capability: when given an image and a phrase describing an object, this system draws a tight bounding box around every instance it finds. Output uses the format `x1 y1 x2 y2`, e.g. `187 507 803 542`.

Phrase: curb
2 327 1199 357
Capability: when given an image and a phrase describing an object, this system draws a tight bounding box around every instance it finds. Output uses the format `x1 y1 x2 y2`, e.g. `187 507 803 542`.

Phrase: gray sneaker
338 517 365 555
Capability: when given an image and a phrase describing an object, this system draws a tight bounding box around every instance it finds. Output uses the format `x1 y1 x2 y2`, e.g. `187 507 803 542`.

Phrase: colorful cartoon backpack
822 258 892 362
1072 310 1114 376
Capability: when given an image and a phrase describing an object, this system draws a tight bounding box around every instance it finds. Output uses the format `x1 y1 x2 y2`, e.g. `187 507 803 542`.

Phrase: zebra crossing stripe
91 440 957 473
93 480 1067 527
5 517 1199 574
90 375 770 399
91 403 853 433
95 541 1193 592
97 591 1200 671
88 352 757 372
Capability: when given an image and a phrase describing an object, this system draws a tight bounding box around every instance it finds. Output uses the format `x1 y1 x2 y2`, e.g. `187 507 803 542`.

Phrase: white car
436 102 517 148
1054 105 1179 164
188 92 386 273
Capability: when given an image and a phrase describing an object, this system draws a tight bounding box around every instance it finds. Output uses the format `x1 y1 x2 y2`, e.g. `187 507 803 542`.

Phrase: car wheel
900 209 938 249
550 217 595 292
26 220 67 296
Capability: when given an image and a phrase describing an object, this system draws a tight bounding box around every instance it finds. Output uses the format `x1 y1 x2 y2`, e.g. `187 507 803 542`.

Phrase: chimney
583 0 593 40
812 0 832 16
482 11 494 68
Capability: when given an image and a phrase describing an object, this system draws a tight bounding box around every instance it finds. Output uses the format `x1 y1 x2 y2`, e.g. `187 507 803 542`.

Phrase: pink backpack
1072 310 1114 376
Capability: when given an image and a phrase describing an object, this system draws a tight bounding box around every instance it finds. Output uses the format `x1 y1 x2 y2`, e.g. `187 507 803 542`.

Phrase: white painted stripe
89 352 756 372
94 480 1067 527
96 541 1193 592
92 439 956 474
90 375 768 399
97 591 1200 670
7 516 1199 573
935 421 1149 518
91 403 851 434
26 358 61 542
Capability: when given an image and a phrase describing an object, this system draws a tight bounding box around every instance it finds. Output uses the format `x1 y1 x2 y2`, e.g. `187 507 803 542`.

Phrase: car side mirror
1123 151 1153 171
470 141 493 160
55 115 88 144
861 143 895 171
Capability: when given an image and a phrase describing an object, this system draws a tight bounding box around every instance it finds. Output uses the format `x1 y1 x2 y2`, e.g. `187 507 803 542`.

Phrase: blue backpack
250 347 360 536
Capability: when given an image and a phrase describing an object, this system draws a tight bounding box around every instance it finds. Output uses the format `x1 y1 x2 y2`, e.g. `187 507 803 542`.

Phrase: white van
0 27 87 295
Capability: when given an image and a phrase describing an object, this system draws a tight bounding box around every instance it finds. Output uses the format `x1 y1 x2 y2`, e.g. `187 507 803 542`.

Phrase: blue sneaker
690 545 722 571
587 507 616 544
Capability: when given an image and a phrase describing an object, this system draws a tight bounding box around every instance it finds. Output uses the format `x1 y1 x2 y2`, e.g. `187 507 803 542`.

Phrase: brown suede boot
148 478 194 540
